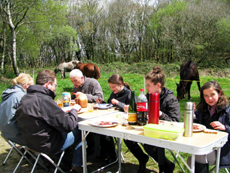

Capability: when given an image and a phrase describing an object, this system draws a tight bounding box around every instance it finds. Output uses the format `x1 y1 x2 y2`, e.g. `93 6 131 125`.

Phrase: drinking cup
88 104 94 112
57 99 63 108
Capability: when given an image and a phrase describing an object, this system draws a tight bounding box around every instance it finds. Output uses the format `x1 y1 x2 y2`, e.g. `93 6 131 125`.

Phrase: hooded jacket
107 86 131 111
195 106 230 166
0 84 26 145
16 85 78 155
146 87 181 122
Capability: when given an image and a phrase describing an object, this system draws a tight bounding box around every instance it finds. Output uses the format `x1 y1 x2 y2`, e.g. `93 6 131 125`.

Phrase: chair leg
2 145 14 165
13 149 28 173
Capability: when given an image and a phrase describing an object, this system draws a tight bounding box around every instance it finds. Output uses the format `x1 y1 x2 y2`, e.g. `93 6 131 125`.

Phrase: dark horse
176 60 201 101
75 62 101 80
54 60 79 79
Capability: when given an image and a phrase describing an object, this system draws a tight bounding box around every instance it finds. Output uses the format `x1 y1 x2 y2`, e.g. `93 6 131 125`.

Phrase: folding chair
1 134 33 166
14 146 66 173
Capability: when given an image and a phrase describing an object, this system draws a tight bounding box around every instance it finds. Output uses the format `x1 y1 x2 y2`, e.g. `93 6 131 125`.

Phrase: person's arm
42 98 78 133
85 82 104 103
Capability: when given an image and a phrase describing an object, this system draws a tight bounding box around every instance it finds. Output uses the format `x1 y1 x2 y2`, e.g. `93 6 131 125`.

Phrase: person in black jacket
187 80 230 173
16 70 82 172
124 66 181 173
100 74 132 164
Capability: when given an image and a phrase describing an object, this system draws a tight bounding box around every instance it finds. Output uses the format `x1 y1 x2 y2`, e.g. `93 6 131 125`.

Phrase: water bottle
148 93 160 124
184 102 194 137
137 89 148 126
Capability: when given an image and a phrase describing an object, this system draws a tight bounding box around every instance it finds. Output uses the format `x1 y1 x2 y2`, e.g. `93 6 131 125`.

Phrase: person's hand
111 98 119 105
96 98 104 104
159 111 162 117
72 92 84 98
210 121 226 131
123 105 129 113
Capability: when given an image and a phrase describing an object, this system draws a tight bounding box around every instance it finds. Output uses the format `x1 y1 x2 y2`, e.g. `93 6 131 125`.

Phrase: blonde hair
12 73 34 89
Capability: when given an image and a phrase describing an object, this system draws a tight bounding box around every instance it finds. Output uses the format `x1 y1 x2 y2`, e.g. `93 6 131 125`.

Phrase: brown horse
54 60 79 79
75 62 101 80
176 60 201 101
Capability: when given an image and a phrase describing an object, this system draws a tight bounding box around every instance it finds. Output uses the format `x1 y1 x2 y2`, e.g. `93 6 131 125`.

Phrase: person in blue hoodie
0 73 34 145
187 80 230 173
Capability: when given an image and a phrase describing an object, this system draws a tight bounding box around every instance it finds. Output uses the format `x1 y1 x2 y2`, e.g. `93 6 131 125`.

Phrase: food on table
70 100 75 106
203 129 218 134
75 94 88 108
97 121 117 125
78 108 82 113
193 124 205 131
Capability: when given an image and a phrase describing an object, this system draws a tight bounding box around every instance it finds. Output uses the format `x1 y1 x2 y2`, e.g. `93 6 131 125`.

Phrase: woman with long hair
124 66 180 173
187 80 230 172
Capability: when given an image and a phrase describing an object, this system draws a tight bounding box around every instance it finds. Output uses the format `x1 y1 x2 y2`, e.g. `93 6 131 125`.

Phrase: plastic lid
143 124 184 133
140 88 144 91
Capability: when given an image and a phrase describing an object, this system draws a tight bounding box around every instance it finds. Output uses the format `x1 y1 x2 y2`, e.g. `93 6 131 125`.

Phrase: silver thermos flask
183 102 194 137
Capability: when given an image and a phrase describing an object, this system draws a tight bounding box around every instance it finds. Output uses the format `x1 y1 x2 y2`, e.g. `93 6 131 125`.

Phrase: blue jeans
58 128 82 167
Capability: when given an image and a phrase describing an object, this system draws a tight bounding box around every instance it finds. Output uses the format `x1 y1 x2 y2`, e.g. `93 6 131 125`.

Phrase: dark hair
145 66 165 88
196 80 229 113
108 74 131 90
36 70 56 85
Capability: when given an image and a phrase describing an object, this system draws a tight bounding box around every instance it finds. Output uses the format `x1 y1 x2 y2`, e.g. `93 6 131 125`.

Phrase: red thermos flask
148 93 160 124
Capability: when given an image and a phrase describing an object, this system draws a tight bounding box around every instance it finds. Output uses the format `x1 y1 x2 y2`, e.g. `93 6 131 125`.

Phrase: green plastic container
143 124 184 141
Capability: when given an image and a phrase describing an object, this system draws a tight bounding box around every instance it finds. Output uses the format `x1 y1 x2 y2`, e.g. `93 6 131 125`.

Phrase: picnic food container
143 124 184 141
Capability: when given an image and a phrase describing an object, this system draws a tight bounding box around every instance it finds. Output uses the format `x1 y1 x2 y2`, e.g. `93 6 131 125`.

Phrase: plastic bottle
128 91 137 125
62 92 70 107
137 89 148 126
148 93 160 124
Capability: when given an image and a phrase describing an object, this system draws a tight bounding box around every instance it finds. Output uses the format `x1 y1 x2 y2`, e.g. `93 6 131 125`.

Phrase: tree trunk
11 29 19 76
1 21 6 74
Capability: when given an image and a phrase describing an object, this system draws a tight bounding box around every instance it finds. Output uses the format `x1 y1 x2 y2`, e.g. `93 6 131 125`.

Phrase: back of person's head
36 70 56 85
69 69 83 78
108 74 131 90
197 80 229 112
145 66 165 88
12 73 34 89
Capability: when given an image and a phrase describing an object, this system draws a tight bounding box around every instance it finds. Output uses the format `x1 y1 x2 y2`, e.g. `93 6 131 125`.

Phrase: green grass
1 67 230 172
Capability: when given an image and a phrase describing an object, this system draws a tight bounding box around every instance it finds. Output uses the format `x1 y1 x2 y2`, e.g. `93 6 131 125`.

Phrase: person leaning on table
0 73 34 145
15 70 83 173
187 80 230 173
100 74 133 164
123 66 181 173
70 69 103 103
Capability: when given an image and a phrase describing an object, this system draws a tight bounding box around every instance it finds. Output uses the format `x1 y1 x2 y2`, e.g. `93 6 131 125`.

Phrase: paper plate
97 103 113 109
89 120 118 128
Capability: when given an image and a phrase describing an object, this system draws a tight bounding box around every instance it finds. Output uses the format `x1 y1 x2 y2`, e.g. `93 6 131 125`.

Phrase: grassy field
0 65 230 172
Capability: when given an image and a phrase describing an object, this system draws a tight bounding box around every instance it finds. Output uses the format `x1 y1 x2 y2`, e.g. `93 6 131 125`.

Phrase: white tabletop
78 111 228 172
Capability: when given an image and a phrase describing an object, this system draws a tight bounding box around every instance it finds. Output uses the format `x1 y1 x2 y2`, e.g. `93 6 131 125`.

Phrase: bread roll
75 94 88 108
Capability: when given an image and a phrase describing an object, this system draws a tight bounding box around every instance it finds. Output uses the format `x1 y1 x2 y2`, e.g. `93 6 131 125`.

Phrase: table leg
117 138 121 173
190 154 195 173
82 130 87 173
215 148 221 173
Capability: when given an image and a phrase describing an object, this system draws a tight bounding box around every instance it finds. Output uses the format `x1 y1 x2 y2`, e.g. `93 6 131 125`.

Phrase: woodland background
1 0 230 76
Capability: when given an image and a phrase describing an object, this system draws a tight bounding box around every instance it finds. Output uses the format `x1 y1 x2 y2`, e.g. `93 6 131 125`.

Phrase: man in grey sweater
70 69 103 103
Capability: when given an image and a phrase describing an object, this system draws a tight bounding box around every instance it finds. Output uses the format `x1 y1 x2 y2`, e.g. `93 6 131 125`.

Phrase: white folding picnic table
78 112 228 173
